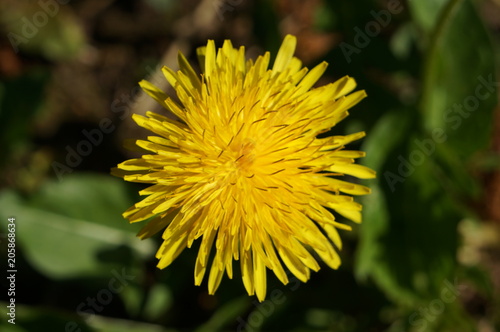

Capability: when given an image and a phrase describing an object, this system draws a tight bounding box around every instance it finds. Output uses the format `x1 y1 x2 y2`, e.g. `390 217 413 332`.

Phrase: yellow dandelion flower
113 35 375 302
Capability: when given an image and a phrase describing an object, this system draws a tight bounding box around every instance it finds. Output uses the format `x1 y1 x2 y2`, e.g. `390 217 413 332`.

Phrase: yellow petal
335 208 362 223
253 251 267 302
328 164 376 179
138 80 169 109
240 249 255 295
156 232 188 268
204 39 216 77
272 34 296 73
296 61 328 94
194 227 217 285
177 51 202 91
208 250 225 294
341 90 367 110
329 76 357 100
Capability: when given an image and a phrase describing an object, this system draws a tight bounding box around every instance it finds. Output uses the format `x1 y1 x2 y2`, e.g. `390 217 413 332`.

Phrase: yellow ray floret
113 35 375 302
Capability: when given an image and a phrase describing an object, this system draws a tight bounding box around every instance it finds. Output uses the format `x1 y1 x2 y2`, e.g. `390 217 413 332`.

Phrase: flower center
234 139 256 172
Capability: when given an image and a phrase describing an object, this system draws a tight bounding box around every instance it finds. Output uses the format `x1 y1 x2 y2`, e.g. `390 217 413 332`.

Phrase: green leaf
0 302 93 332
87 316 175 332
421 0 497 158
361 1 499 310
357 105 467 309
0 173 154 279
29 173 141 233
356 109 412 277
356 109 419 304
360 110 413 171
0 301 174 332
407 0 450 34
359 130 461 306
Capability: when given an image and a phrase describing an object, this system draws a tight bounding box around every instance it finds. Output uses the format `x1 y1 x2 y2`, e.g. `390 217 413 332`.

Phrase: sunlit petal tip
204 40 217 77
131 113 145 124
272 34 297 72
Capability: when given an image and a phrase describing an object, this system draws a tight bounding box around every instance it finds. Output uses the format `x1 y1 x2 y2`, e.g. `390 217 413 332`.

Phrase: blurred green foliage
0 0 499 331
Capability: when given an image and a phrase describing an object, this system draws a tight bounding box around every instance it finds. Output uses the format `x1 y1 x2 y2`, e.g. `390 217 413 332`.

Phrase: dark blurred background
0 0 499 331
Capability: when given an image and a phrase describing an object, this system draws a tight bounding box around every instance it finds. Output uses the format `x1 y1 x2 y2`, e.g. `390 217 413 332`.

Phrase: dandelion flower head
114 35 375 301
